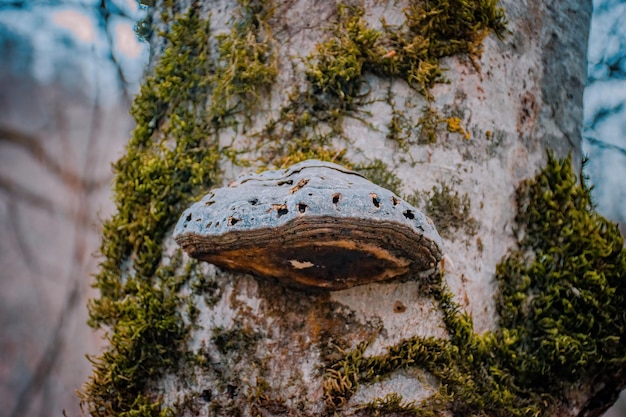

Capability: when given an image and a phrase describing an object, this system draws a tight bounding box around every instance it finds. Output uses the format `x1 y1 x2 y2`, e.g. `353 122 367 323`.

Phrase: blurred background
0 0 147 415
0 0 624 416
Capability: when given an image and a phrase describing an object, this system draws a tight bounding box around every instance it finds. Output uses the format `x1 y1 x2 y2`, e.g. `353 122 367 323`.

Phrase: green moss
356 392 422 416
211 0 278 124
81 3 277 415
494 155 626 391
416 105 442 144
188 261 222 307
306 5 382 110
82 250 191 416
424 182 478 238
404 181 477 239
323 154 626 415
391 0 507 91
414 105 472 144
355 159 404 196
117 396 173 417
307 1 506 99
264 0 506 160
385 90 420 151
386 108 412 150
267 133 352 168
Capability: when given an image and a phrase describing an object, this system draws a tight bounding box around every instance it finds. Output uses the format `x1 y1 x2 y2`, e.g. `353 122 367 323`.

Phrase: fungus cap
174 160 443 290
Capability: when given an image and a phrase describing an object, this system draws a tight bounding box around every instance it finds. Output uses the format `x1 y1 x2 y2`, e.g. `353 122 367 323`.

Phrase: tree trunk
81 1 626 416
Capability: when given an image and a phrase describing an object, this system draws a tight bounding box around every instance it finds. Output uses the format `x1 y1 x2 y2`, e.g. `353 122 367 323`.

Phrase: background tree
584 0 626 236
0 1 144 415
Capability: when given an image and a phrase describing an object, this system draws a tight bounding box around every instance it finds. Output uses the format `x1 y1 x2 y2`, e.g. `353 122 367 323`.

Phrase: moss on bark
75 2 623 416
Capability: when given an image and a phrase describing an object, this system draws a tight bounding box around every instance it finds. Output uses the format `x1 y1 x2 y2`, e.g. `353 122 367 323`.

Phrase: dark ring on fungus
174 160 444 290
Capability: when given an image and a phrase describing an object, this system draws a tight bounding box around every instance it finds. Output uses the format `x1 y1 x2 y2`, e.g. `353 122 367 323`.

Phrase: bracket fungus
174 160 443 290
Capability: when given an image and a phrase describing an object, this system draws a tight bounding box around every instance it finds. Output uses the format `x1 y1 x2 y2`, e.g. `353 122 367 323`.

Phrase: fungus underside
76 0 557 415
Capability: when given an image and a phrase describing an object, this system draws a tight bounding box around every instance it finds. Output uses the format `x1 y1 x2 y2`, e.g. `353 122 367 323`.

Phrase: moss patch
260 0 506 164
323 154 626 415
355 158 404 196
425 182 478 238
307 2 506 99
81 9 220 414
404 181 478 240
210 0 277 124
494 155 626 392
80 2 277 415
305 5 382 111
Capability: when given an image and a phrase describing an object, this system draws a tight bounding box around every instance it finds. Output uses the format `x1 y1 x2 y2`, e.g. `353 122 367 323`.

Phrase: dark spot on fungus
370 193 381 208
394 300 406 313
206 222 212 228
205 200 215 206
290 178 309 194
186 213 192 222
277 179 293 186
392 196 400 206
174 160 443 290
196 218 201 222
274 204 289 217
